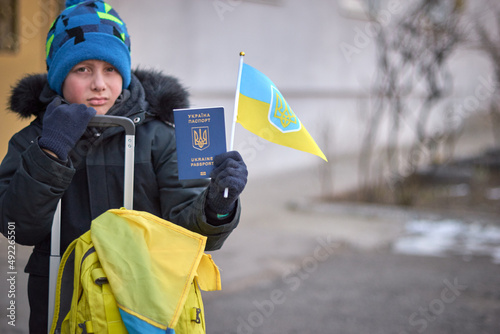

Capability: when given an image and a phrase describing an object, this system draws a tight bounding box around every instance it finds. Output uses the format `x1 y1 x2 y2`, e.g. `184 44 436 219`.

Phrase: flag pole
229 51 245 151
224 51 245 198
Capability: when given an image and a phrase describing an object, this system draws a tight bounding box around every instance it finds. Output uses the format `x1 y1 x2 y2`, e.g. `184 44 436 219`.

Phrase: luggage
47 116 220 333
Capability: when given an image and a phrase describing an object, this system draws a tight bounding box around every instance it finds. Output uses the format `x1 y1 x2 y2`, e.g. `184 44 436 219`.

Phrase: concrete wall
1 0 495 183
112 0 495 180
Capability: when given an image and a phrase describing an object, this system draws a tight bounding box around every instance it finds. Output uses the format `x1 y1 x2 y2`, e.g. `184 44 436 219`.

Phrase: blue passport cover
173 107 227 180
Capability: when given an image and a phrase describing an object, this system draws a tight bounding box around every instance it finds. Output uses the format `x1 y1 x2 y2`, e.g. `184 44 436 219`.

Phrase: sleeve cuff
205 203 236 226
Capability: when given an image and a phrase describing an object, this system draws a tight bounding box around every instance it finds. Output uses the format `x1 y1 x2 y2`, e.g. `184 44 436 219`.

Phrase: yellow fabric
50 230 127 334
197 254 222 291
90 208 221 329
50 208 220 333
173 279 206 334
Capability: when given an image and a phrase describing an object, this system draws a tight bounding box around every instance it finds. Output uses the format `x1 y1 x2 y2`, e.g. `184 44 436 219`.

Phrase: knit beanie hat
45 0 131 95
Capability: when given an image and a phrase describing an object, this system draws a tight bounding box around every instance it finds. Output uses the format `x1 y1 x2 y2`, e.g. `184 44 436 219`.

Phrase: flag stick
224 51 245 198
229 51 245 151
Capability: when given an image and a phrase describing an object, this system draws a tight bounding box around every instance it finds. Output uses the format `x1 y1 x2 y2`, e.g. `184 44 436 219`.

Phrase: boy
0 1 247 332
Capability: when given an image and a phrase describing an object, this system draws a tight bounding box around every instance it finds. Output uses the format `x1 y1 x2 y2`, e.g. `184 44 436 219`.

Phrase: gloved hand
207 151 248 214
39 97 96 160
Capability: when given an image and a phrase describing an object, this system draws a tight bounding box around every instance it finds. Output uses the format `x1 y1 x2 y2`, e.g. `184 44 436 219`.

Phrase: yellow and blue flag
91 209 221 333
237 63 327 161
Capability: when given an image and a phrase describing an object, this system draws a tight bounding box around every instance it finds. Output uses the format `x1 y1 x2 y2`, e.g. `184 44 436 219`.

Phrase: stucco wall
0 0 60 159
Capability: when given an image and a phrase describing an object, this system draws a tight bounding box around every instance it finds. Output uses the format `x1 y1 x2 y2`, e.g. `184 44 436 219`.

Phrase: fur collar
8 68 189 124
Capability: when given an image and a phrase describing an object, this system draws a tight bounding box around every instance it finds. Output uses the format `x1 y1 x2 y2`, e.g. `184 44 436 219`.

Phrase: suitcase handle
48 115 136 333
87 115 135 210
88 115 135 136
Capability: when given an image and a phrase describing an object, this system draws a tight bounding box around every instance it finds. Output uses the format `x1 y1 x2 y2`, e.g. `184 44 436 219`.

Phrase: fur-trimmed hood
7 68 189 124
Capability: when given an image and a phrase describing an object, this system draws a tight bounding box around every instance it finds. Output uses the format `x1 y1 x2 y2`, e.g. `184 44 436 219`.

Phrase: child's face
62 59 123 115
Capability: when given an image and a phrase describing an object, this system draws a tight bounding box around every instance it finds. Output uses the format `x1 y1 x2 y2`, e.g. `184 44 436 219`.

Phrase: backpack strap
78 321 94 333
49 237 78 333
90 268 125 332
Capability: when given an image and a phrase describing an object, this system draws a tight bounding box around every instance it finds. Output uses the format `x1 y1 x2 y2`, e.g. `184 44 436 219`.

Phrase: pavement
1 159 500 334
201 165 500 334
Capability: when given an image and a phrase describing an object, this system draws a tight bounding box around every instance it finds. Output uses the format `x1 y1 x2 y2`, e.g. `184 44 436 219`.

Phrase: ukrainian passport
173 107 227 180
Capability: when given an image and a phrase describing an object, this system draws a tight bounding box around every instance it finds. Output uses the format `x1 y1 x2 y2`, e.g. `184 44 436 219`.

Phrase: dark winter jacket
0 69 240 277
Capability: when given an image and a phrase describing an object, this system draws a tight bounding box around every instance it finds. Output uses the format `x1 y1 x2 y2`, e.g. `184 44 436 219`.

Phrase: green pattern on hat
45 0 131 95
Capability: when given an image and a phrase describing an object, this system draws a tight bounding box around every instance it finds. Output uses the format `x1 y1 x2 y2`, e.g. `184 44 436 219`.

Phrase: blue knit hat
46 0 131 95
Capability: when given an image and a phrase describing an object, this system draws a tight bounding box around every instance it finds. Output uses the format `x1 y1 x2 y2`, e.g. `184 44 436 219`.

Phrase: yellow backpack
49 208 221 334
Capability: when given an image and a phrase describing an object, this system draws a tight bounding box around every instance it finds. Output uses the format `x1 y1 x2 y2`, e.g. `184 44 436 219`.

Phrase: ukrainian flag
237 63 327 161
91 209 221 333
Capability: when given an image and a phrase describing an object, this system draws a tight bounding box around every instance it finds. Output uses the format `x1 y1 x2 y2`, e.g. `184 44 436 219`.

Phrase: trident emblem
192 126 210 150
268 86 301 133
274 91 297 129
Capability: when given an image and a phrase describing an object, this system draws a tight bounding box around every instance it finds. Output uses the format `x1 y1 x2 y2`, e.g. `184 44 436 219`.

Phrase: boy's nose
91 73 106 91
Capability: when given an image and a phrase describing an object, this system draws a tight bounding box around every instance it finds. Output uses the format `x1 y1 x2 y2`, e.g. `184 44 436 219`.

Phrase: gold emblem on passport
192 126 210 150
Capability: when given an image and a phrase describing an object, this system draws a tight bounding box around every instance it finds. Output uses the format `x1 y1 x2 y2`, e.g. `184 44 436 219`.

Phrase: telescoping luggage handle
87 115 136 210
48 115 136 332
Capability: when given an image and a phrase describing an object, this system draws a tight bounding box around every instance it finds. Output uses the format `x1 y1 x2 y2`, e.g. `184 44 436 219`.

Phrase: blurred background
1 0 499 193
1 0 500 333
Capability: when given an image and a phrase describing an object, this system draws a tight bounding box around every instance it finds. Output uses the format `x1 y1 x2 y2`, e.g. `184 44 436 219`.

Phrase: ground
1 150 499 334
202 160 500 334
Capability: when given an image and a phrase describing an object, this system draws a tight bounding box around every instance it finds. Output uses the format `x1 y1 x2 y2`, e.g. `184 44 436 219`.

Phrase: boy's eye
105 67 116 72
